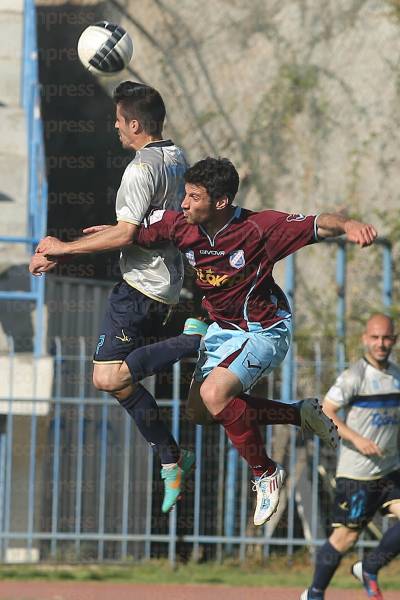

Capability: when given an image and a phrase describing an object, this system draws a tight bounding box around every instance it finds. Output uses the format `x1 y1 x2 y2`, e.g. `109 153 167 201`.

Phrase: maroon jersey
137 207 318 330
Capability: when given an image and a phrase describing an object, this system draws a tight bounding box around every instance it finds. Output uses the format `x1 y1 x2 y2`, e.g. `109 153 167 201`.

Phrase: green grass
0 555 399 589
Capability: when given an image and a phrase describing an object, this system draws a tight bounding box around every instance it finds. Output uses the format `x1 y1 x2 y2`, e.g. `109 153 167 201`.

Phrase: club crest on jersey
185 250 196 267
229 250 245 269
286 213 306 222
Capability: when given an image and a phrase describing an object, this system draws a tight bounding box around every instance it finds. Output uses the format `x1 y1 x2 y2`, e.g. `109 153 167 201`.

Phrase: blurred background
0 0 398 570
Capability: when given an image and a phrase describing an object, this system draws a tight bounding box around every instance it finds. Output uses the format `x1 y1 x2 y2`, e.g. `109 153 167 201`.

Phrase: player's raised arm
316 213 377 247
36 221 138 256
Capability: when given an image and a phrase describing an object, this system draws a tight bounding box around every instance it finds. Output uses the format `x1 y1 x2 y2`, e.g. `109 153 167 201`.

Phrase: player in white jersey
301 314 400 600
29 81 206 513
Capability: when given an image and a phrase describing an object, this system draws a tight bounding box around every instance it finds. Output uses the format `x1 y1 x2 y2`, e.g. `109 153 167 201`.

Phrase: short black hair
113 81 166 136
184 157 239 202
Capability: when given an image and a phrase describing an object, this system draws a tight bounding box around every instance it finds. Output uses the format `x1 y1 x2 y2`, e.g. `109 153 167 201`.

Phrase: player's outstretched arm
316 213 377 247
323 398 383 456
36 221 138 256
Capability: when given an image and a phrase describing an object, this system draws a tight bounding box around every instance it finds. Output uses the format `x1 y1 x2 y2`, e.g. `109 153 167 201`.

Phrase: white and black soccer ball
77 21 134 77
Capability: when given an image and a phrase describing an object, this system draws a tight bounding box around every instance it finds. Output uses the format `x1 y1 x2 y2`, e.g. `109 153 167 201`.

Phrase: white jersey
326 358 400 480
116 140 188 304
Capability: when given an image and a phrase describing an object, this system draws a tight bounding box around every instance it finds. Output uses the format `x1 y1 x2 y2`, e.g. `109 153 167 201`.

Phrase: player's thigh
381 470 400 518
93 281 168 364
332 477 377 530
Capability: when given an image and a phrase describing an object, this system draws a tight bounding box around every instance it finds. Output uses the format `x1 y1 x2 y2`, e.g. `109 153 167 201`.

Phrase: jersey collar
199 206 242 247
142 139 174 148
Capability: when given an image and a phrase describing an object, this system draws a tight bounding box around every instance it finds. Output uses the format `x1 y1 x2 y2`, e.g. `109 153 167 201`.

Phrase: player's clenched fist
29 253 57 276
36 236 68 256
344 220 377 247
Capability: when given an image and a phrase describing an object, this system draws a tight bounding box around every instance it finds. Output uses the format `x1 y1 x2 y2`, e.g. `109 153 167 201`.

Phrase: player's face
362 317 397 366
115 104 135 149
181 184 216 225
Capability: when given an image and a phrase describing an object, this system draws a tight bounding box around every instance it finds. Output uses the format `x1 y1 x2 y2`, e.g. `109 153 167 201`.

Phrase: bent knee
199 380 218 407
93 369 123 394
330 527 359 552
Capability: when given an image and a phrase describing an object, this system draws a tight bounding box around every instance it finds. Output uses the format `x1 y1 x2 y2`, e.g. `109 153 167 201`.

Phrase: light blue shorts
194 319 292 391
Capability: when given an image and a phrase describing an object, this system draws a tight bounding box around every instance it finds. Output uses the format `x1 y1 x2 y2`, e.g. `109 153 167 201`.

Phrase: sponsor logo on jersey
194 267 229 287
199 249 225 256
185 250 196 267
286 213 306 222
229 249 245 269
371 411 399 427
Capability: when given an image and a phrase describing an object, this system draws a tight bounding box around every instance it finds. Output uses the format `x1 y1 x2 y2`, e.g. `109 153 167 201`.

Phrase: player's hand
36 236 68 256
29 253 57 276
82 225 111 234
352 434 383 456
344 220 377 247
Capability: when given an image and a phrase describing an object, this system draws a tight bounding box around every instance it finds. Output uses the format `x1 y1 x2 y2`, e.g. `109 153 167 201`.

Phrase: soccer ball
77 21 134 77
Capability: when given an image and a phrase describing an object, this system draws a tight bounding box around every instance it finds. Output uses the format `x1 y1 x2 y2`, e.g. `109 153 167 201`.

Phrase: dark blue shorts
332 470 400 530
93 281 170 363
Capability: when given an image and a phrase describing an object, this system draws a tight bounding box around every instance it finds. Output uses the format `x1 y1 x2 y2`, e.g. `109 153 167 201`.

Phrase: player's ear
215 195 229 210
130 119 140 133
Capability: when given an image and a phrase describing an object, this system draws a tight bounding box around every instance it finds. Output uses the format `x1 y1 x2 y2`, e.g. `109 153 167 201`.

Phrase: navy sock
363 521 400 575
118 385 179 464
310 540 343 595
124 334 201 383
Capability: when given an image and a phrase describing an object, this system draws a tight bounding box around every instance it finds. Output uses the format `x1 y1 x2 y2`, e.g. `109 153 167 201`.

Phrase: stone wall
38 0 400 352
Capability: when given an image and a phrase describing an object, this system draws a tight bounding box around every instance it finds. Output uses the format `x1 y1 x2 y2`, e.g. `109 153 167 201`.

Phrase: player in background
127 157 377 526
30 81 205 513
301 314 400 600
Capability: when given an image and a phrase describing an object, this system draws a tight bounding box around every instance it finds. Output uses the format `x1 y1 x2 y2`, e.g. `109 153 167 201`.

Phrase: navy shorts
93 281 169 363
332 470 400 530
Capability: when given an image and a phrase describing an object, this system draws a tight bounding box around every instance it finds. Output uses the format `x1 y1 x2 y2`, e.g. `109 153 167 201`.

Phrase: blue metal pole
50 338 62 558
97 400 108 560
74 338 86 559
382 243 392 308
282 253 295 403
311 342 322 553
192 425 202 561
224 444 238 554
3 337 15 561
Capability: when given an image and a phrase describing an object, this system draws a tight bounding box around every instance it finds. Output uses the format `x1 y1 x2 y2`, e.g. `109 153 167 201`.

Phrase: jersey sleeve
325 368 360 408
258 210 318 262
136 209 180 246
115 163 155 225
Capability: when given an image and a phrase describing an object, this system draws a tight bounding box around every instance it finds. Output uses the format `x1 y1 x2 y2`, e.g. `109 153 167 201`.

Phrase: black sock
124 334 201 383
118 385 179 464
363 521 400 575
310 541 343 595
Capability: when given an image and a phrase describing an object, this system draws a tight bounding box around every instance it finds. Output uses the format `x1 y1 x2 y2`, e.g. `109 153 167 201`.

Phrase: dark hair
184 157 239 202
113 81 166 136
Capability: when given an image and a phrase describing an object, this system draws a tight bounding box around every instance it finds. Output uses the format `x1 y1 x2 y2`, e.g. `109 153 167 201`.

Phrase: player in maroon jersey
135 157 377 526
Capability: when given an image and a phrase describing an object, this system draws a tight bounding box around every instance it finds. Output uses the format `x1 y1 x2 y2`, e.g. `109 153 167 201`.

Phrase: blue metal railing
0 0 48 357
0 341 393 566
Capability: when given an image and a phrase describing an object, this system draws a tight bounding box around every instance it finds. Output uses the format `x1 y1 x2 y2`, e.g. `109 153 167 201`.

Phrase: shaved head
365 313 395 335
362 313 397 369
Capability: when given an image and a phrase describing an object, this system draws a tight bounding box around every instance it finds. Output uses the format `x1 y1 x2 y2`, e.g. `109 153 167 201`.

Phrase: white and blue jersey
326 358 400 480
116 140 188 304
